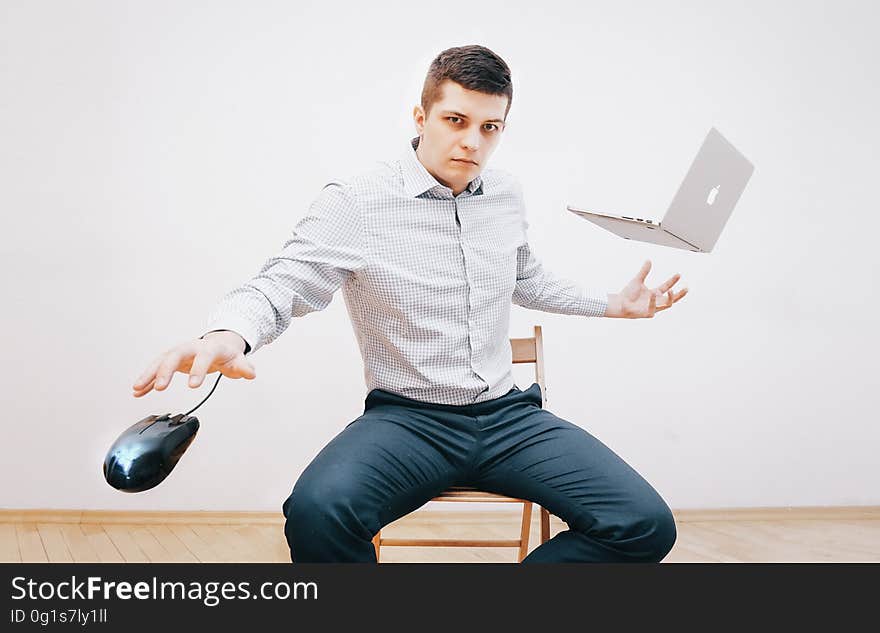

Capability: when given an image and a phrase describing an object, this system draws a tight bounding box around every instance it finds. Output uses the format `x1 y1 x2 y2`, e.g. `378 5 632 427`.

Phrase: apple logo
706 185 720 205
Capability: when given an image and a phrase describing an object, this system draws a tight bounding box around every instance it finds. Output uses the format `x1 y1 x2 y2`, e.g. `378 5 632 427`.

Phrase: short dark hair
421 45 513 120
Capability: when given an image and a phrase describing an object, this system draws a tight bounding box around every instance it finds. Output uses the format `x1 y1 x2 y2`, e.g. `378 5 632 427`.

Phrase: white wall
2 0 877 513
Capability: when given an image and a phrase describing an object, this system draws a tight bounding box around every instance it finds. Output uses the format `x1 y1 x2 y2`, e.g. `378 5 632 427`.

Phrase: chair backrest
509 325 546 406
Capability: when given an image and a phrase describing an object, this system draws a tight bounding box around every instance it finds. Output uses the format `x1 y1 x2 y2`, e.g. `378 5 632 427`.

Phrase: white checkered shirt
203 137 608 405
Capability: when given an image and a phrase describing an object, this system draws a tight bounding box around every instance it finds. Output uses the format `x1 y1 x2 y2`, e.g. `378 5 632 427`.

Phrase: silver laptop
566 127 754 252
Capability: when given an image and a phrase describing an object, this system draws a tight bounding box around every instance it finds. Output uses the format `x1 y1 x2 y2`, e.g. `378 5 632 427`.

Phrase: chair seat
433 486 528 503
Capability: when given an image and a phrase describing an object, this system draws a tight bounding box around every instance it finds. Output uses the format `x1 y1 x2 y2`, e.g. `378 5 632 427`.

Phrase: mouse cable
183 373 223 417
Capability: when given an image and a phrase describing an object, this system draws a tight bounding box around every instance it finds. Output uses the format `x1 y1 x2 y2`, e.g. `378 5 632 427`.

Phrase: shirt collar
400 136 484 198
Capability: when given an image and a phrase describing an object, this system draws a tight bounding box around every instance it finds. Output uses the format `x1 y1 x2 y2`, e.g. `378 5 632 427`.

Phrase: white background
1 0 877 512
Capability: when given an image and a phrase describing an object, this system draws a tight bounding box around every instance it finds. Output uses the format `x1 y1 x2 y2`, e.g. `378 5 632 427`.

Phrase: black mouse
103 413 200 492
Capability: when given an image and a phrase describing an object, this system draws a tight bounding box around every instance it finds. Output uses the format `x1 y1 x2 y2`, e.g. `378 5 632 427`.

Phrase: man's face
413 80 508 196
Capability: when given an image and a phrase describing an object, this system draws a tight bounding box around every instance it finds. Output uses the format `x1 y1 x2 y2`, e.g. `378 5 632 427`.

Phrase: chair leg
518 501 533 562
540 506 550 544
372 531 381 562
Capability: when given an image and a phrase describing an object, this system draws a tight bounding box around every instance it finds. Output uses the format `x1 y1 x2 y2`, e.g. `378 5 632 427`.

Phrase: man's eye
447 117 461 124
483 124 498 132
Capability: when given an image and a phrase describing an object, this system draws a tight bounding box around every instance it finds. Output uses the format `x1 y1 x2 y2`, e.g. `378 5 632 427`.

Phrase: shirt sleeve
201 181 366 355
511 182 608 317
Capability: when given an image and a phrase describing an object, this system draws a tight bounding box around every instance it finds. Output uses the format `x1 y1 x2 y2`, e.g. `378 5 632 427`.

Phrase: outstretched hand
606 260 688 318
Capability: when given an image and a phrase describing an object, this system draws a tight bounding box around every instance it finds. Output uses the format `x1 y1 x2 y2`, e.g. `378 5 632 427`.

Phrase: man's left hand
605 260 688 318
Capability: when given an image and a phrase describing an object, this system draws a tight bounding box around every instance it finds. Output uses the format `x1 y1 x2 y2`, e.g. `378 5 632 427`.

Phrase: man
132 45 688 563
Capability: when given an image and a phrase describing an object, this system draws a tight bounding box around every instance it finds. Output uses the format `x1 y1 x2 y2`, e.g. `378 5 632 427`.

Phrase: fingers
132 376 156 398
132 354 164 397
656 272 681 294
655 287 688 312
154 350 184 391
132 338 257 398
187 353 255 386
188 351 213 388
219 356 256 380
648 270 688 313
636 260 652 284
654 289 672 310
132 356 163 390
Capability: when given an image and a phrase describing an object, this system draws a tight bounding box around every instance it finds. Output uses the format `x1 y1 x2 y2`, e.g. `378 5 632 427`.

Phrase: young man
133 45 687 563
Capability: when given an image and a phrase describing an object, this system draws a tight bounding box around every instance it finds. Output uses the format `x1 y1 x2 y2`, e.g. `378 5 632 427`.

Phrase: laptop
566 127 754 252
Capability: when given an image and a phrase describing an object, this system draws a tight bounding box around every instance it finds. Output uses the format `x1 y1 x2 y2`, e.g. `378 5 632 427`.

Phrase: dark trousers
282 383 676 563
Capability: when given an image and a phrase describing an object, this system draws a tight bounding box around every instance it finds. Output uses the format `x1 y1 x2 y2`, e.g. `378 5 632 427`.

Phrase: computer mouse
103 413 200 492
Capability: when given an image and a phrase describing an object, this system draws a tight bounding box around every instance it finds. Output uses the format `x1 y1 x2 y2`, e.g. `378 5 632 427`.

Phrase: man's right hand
131 331 256 398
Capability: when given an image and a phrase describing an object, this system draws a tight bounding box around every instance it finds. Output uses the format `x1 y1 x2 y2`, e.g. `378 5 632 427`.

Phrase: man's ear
413 104 425 135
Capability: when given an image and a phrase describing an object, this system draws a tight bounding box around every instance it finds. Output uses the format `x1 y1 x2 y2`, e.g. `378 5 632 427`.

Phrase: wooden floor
2 508 879 563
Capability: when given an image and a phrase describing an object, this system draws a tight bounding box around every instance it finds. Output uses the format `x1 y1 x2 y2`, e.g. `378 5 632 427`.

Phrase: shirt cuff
201 314 261 356
573 292 608 318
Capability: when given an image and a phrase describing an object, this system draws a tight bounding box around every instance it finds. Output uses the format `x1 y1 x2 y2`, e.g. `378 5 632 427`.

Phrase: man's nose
461 128 481 151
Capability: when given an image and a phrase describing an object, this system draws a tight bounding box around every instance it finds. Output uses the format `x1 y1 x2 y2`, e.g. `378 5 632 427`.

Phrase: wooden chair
371 325 552 562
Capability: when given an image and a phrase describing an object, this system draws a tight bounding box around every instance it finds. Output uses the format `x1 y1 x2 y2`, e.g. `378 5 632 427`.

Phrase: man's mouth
452 158 477 165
